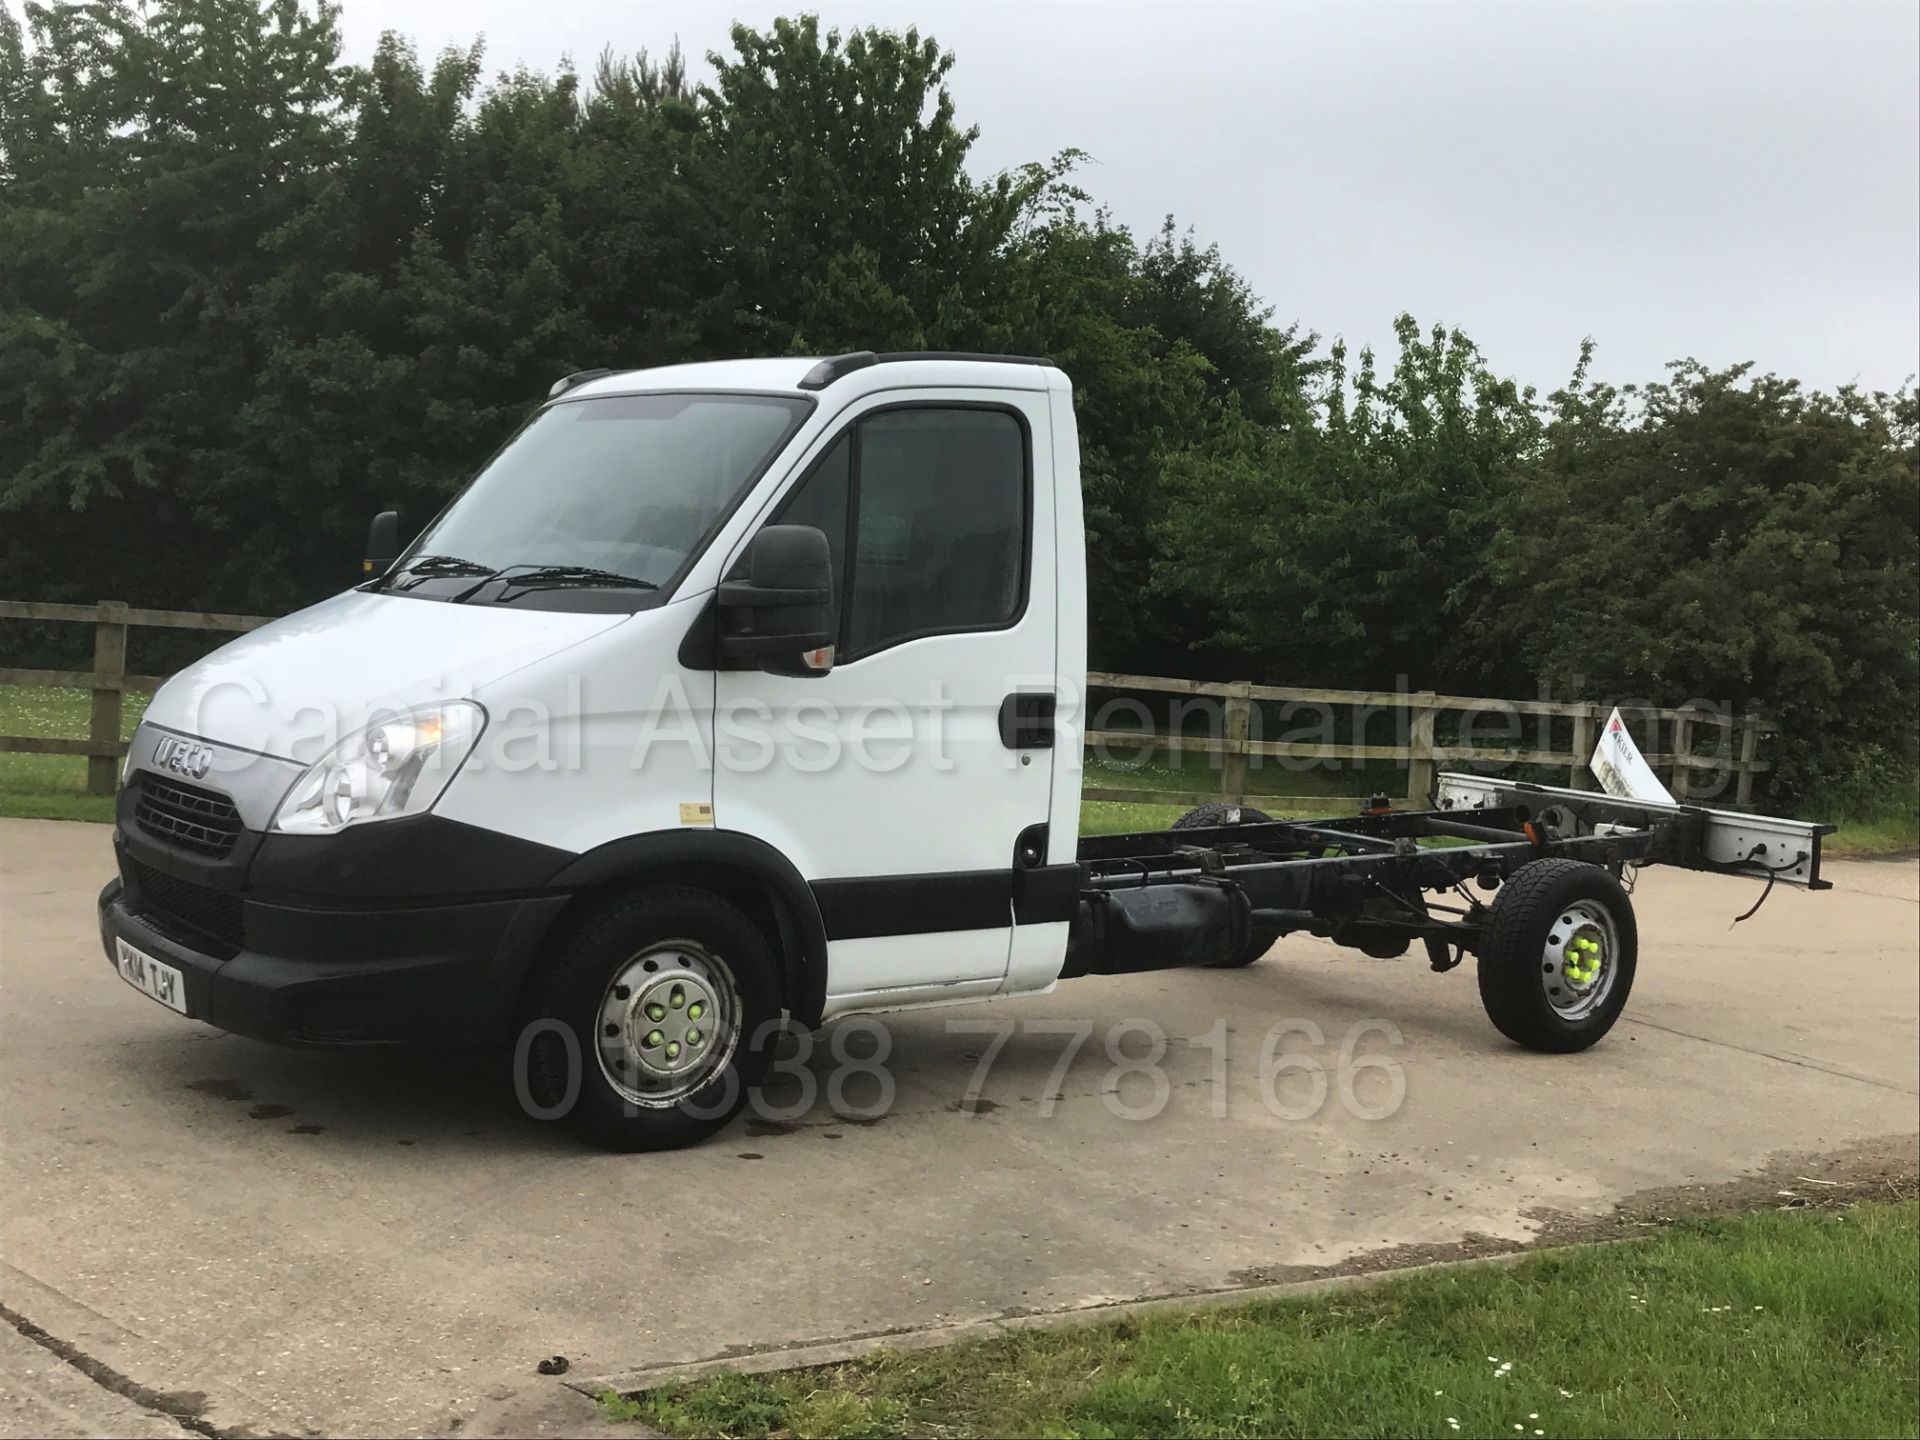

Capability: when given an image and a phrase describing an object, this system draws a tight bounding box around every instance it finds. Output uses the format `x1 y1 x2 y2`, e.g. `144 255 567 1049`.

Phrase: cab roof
555 351 1062 402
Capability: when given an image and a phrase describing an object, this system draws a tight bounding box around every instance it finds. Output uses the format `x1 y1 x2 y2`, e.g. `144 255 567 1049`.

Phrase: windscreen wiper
376 554 495 592
486 564 660 602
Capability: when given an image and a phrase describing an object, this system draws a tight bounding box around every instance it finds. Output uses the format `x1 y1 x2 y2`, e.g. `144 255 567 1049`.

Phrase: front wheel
1476 858 1637 1052
521 885 784 1150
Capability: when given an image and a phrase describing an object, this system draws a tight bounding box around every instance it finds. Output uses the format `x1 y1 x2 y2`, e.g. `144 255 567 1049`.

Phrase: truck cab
101 352 1090 1148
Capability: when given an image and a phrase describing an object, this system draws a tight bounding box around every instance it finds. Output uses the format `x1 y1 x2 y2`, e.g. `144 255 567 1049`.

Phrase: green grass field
0 686 1911 854
605 1201 1920 1440
0 685 151 822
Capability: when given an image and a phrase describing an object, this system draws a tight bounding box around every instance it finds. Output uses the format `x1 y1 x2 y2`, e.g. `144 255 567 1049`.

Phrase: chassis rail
1068 772 1830 973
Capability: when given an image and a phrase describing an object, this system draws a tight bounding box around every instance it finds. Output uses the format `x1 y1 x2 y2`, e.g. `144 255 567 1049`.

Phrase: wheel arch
540 830 829 1027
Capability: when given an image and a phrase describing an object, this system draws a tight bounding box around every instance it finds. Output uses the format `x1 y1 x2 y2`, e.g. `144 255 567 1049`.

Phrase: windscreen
393 392 810 607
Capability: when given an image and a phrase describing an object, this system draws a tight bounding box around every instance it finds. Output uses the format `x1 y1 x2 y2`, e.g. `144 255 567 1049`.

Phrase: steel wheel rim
1541 899 1619 1020
595 941 741 1109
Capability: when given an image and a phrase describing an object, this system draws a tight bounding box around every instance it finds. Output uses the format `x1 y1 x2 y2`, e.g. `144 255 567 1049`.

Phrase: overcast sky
336 1 1920 396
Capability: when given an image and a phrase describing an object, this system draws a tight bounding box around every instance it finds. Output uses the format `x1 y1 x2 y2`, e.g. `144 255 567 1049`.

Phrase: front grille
134 776 242 858
126 856 245 949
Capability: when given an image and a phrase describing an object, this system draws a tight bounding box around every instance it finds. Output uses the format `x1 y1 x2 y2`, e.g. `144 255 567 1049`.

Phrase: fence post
87 600 129 796
1569 706 1596 790
1735 718 1759 809
1221 686 1251 804
1405 692 1437 804
1670 711 1693 802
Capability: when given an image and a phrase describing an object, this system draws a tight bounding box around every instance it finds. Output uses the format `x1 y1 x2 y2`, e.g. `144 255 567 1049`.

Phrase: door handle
999 692 1056 749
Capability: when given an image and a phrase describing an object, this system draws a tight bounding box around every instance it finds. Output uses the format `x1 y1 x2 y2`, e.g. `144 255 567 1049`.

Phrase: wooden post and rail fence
0 600 271 796
1080 671 1767 811
0 600 1771 808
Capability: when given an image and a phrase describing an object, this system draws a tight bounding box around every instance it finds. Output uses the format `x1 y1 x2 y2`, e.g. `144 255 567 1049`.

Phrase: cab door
712 391 1057 1004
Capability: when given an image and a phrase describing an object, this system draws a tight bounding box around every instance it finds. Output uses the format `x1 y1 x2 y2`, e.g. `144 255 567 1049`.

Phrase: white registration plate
115 937 189 1015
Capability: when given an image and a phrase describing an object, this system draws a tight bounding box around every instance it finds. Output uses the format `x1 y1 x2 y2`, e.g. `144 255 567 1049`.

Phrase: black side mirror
364 510 400 579
718 525 836 676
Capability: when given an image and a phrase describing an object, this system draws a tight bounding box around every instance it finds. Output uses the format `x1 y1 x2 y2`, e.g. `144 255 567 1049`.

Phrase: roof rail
548 367 621 398
797 353 878 389
797 350 1054 391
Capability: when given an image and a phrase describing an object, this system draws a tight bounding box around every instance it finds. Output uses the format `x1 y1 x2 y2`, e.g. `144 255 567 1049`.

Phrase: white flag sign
1590 706 1675 803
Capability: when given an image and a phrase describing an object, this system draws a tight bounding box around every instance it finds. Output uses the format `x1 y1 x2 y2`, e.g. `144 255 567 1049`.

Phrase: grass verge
603 1200 1919 1440
1824 811 1919 858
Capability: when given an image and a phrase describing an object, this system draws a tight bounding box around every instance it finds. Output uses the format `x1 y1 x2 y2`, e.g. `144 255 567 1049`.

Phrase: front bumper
105 767 576 1045
99 875 569 1047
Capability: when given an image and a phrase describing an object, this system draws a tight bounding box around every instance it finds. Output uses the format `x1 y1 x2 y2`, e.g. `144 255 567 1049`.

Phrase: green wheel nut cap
688 1003 703 1020
647 1004 666 1021
644 1030 662 1047
666 1042 680 1058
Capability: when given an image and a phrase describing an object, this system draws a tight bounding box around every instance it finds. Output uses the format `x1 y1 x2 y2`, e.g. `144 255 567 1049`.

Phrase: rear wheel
1173 803 1278 967
1476 858 1637 1052
521 885 784 1150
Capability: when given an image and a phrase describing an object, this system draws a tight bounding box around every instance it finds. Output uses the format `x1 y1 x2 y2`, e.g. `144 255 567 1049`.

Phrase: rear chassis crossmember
1063 772 1832 978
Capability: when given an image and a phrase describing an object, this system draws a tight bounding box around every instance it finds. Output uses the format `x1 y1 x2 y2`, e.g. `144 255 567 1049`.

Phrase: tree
1471 360 1919 801
691 15 1026 356
0 0 351 609
1151 315 1541 688
1130 219 1298 423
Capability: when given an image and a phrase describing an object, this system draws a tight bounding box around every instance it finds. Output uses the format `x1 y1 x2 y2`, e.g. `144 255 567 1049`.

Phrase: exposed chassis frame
1073 773 1831 968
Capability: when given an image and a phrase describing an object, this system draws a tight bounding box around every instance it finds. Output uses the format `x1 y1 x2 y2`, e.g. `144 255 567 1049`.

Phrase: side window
769 433 850 609
846 409 1026 657
755 407 1027 661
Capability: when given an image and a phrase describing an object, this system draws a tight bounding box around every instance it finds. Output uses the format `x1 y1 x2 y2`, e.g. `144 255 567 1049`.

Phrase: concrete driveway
3 816 1916 1437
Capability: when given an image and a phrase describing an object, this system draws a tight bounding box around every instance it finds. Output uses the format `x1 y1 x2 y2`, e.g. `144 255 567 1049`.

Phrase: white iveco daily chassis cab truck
100 352 1833 1149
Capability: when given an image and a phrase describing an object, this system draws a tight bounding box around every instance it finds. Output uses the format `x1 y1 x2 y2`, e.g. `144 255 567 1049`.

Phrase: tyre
1171 802 1274 831
521 885 784 1150
1172 802 1278 967
1476 858 1637 1053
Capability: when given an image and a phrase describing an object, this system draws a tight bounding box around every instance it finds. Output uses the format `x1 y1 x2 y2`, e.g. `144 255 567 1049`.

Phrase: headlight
272 702 485 834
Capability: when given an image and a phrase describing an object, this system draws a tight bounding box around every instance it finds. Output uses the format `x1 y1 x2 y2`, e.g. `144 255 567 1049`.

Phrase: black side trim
547 830 831 1026
811 870 1011 940
1013 863 1081 926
